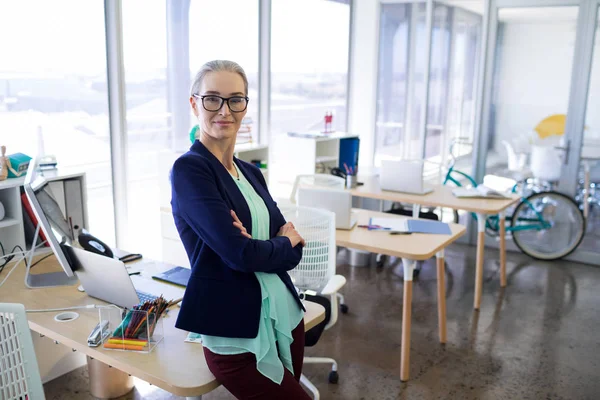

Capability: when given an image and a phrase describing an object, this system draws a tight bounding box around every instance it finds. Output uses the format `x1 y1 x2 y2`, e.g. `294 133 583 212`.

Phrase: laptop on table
296 187 358 230
380 160 434 195
69 246 185 309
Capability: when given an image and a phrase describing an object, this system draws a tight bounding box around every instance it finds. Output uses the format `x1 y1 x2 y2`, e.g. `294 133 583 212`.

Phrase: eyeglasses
193 94 249 113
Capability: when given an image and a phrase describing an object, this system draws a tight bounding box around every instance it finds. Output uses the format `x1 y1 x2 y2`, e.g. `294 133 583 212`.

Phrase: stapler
38 155 58 170
87 320 110 347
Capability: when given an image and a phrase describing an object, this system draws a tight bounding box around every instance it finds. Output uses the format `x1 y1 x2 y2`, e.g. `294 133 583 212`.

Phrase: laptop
69 246 185 309
380 160 434 195
296 187 358 230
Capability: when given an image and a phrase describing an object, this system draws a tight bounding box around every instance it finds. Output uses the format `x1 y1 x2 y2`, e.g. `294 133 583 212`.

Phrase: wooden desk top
350 176 520 214
0 255 325 397
336 209 466 260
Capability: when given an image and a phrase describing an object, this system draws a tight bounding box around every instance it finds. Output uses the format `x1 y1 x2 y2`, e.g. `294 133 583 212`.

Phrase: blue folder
406 220 452 235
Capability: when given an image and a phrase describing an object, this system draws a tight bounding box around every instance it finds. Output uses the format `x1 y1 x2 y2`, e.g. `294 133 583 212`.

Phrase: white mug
0 201 5 221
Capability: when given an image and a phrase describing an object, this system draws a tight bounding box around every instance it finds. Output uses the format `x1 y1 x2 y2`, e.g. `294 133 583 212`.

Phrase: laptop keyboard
136 290 158 304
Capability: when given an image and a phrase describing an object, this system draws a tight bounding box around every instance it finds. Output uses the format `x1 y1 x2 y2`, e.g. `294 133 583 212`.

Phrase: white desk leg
499 210 507 288
436 250 447 344
474 213 486 310
400 259 415 382
584 162 590 219
412 204 421 218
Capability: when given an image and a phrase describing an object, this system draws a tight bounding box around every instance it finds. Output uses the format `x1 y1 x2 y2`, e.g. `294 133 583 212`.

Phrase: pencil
103 343 145 351
108 338 148 346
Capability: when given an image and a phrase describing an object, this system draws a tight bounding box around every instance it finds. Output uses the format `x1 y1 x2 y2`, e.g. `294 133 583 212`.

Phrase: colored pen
390 231 412 235
128 271 141 276
357 225 390 230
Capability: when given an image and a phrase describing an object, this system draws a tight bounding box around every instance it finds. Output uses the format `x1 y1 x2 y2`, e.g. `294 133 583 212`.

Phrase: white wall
492 19 600 156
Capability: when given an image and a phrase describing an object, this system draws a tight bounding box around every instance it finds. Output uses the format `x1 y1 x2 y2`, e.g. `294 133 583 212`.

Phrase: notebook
152 266 191 287
452 185 510 199
368 217 452 235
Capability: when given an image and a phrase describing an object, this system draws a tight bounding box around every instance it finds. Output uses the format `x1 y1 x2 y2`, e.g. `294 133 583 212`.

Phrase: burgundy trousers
203 319 311 400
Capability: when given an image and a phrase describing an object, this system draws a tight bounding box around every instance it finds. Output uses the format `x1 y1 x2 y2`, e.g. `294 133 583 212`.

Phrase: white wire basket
280 205 336 293
0 303 45 400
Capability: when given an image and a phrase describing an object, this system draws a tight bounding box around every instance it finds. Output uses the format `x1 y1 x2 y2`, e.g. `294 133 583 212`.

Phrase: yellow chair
534 114 566 139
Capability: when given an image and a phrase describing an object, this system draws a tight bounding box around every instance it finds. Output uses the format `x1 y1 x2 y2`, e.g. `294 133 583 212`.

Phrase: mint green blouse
201 162 304 385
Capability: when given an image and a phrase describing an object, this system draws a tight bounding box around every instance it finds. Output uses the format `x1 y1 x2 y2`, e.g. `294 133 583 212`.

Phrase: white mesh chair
288 174 348 314
280 205 346 400
0 303 45 400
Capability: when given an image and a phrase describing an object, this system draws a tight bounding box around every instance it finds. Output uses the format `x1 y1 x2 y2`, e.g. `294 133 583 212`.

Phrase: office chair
280 205 346 400
0 303 46 400
288 173 348 314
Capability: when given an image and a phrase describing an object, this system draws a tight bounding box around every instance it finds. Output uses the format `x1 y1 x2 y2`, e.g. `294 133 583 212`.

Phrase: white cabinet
0 171 87 257
274 132 358 185
0 178 26 254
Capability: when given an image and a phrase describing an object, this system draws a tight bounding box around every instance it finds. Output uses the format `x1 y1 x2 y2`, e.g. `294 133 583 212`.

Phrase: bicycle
437 138 586 261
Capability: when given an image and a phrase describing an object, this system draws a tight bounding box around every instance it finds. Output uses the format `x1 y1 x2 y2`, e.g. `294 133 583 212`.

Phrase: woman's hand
277 222 306 247
231 210 252 239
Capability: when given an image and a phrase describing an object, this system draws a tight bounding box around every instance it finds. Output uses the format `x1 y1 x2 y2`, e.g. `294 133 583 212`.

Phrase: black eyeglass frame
192 94 249 113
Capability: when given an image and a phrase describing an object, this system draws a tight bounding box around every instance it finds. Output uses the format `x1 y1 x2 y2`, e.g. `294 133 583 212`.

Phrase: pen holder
345 174 357 189
98 307 164 353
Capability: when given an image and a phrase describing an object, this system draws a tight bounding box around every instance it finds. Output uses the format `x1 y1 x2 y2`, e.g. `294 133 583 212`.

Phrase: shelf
234 143 268 153
0 217 20 229
315 156 338 164
0 177 25 190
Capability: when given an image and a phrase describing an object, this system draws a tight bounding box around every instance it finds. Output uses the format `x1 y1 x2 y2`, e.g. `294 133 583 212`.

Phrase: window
122 0 169 257
189 0 259 143
375 3 481 178
270 0 351 136
0 0 115 245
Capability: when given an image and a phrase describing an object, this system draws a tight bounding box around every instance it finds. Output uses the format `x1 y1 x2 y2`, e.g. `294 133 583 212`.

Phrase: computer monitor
23 160 79 288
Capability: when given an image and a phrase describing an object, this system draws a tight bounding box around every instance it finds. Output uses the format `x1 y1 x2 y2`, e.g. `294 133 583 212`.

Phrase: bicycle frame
443 167 551 234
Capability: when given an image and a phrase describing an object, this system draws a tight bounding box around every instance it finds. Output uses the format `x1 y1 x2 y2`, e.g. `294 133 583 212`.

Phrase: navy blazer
171 140 304 338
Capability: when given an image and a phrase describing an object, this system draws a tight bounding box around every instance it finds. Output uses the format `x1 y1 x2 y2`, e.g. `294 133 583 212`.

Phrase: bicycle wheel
512 191 585 260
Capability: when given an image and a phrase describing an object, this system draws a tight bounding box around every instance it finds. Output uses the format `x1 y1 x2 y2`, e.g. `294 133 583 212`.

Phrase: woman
170 60 310 399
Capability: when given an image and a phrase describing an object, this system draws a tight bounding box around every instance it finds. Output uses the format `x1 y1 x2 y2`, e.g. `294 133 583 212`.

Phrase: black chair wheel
340 304 349 314
328 370 339 384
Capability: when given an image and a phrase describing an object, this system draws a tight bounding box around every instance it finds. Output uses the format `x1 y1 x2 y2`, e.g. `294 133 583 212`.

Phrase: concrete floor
43 244 600 400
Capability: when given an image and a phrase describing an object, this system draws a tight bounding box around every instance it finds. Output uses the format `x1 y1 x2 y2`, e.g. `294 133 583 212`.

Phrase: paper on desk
369 217 452 235
368 218 408 232
185 332 203 344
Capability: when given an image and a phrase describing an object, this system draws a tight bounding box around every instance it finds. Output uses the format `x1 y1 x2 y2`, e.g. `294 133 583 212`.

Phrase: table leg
186 397 203 400
87 356 134 399
474 213 486 310
436 250 447 344
412 204 421 218
584 162 590 219
400 258 415 382
499 210 506 288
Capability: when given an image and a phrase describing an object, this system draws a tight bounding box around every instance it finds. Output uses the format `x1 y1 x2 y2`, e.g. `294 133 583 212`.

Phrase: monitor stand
24 225 78 289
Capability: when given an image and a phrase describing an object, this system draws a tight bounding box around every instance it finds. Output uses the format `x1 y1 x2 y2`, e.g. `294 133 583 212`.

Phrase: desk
350 178 520 310
336 209 466 381
0 255 325 399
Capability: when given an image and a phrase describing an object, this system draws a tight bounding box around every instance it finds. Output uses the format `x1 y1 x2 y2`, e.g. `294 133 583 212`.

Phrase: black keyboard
136 290 158 304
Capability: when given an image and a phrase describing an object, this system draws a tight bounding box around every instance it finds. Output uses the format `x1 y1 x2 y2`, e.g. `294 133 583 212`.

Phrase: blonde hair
190 60 249 96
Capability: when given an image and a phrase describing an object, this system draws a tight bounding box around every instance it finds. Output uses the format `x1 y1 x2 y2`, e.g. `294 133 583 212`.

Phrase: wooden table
0 255 325 399
337 209 466 381
350 178 520 310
